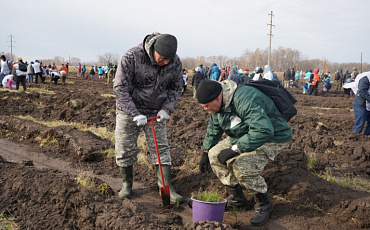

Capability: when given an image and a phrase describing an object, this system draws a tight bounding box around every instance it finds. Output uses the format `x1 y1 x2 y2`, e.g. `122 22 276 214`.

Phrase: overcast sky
1 0 370 65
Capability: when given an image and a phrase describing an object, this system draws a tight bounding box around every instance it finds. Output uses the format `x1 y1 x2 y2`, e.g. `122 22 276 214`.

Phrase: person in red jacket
308 69 320 95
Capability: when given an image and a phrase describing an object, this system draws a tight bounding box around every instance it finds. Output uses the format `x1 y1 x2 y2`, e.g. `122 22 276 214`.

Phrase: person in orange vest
308 68 320 95
60 64 68 74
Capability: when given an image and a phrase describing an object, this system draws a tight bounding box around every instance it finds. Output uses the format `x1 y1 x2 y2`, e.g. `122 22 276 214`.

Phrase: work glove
157 110 170 122
133 115 147 126
217 148 239 165
199 152 210 173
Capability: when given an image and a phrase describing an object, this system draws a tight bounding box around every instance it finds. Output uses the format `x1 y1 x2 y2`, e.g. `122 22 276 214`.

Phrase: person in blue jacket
208 63 221 81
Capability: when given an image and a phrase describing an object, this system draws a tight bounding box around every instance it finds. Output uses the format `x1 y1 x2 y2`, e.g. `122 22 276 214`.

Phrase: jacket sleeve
160 60 183 114
235 93 274 152
358 77 370 101
113 52 141 117
203 114 224 151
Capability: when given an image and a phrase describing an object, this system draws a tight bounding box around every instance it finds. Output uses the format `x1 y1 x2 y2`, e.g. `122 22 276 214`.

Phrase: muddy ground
0 75 369 230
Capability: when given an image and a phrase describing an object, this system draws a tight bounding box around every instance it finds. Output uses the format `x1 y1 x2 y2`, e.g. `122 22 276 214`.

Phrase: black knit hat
154 34 177 59
196 79 222 104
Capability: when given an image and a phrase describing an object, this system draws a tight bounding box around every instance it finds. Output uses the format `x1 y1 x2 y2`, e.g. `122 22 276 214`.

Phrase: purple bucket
190 197 227 223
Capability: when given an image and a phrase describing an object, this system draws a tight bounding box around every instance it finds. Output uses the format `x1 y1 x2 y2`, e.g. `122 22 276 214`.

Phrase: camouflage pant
208 138 288 193
115 113 171 167
192 86 198 99
336 79 343 91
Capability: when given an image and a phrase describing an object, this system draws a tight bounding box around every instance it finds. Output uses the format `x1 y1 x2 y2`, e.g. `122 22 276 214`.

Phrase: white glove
133 115 147 126
157 110 169 122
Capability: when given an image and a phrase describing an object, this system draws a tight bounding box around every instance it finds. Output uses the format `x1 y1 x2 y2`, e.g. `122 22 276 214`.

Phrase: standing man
0 55 11 86
308 69 320 96
283 68 291 88
32 60 43 84
196 79 292 226
11 57 28 91
77 63 82 77
352 72 370 135
113 32 184 203
335 68 343 91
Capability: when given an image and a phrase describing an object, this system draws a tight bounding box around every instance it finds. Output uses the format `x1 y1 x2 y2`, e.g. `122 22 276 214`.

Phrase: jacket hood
314 69 319 74
264 65 271 73
143 32 162 65
219 80 238 110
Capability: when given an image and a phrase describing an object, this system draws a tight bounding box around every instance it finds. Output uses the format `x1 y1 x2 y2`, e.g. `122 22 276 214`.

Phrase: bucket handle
188 198 228 209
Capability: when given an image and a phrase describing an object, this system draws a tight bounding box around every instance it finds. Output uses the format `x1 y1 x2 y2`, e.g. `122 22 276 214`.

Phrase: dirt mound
0 77 369 229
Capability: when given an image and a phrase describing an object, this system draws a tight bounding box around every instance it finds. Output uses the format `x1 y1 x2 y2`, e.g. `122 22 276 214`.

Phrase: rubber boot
250 192 274 226
225 184 252 211
156 165 184 204
118 166 133 199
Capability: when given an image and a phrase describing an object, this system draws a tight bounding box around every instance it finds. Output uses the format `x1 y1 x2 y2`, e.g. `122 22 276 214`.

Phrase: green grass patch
34 133 58 147
27 87 55 95
307 153 318 172
16 115 114 144
101 93 116 98
0 211 19 230
101 149 115 158
192 190 223 202
318 170 370 192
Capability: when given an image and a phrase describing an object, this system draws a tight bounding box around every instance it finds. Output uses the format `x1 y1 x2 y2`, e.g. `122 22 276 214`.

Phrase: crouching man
196 79 292 226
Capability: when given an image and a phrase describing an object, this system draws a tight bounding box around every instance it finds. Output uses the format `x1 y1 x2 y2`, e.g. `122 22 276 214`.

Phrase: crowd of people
0 55 118 92
1 31 369 227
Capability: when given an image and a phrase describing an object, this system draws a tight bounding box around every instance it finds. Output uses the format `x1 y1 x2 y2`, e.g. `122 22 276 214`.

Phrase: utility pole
7 35 16 62
267 11 275 66
360 52 363 73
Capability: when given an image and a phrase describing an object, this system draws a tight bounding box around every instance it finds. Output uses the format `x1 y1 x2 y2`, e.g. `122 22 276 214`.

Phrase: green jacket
203 80 292 152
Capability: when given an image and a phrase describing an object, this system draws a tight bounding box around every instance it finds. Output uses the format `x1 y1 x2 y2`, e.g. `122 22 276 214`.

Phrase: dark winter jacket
283 69 291 80
113 32 183 118
192 71 205 86
203 80 292 152
228 68 242 85
343 69 352 84
353 75 370 109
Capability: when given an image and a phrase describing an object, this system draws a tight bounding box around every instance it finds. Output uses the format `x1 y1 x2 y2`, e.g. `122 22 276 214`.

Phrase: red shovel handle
147 116 166 188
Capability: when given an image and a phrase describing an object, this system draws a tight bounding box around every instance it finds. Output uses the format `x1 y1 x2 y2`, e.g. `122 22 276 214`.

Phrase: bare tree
69 57 81 66
97 52 120 66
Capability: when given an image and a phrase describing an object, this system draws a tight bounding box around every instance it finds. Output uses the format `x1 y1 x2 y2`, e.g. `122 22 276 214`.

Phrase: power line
267 11 275 66
7 35 16 62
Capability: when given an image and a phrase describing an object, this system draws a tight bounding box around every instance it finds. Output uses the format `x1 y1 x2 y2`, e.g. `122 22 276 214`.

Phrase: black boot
118 166 133 199
250 192 274 226
156 165 184 204
225 184 252 211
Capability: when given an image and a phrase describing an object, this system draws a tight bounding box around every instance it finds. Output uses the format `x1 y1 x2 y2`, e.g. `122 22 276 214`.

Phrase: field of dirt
0 74 369 230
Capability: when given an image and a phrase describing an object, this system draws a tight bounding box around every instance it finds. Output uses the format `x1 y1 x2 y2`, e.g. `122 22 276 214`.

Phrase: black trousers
308 84 319 95
35 72 44 83
16 75 27 91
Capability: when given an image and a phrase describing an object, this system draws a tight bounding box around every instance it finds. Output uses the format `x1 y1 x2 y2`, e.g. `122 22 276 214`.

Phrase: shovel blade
160 185 171 207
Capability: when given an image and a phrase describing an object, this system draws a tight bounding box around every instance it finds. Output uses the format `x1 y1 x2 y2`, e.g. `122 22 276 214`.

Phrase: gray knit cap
153 34 177 59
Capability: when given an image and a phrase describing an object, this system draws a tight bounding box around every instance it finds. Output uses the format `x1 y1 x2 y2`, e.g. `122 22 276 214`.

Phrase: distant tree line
2 47 368 74
180 46 370 74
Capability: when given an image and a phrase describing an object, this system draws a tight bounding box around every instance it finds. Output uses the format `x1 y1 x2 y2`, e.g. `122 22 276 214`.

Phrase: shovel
147 116 171 207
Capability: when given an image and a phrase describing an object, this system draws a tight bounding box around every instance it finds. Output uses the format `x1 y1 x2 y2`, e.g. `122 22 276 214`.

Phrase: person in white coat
32 60 43 84
263 65 273 81
2 75 16 89
0 55 11 85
